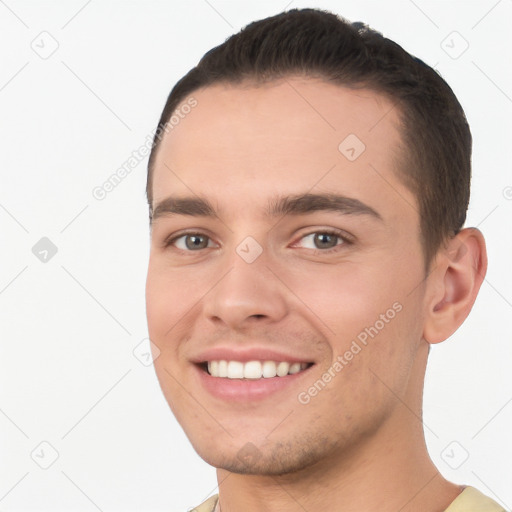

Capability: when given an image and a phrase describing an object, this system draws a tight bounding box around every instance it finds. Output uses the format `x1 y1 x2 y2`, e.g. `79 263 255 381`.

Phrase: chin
194 439 329 476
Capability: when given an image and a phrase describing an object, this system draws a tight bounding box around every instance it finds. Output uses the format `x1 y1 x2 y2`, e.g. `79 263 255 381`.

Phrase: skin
145 77 487 512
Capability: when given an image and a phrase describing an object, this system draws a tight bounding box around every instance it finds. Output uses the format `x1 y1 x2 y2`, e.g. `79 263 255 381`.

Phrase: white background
0 1 511 511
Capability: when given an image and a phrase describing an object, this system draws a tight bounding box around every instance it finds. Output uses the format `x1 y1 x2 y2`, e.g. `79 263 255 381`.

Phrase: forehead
151 78 415 223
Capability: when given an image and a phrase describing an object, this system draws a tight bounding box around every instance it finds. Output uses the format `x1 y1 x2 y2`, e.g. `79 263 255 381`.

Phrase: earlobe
423 228 487 344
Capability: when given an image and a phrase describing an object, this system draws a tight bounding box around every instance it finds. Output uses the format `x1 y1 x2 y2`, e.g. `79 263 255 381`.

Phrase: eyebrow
150 193 383 223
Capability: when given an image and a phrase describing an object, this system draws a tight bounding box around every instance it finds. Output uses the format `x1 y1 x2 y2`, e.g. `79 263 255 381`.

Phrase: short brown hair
146 8 472 271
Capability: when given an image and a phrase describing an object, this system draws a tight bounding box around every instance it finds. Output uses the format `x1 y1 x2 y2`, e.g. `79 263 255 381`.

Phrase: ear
423 228 487 344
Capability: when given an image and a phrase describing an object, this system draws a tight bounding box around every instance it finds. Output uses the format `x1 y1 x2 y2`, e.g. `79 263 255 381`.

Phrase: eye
294 230 350 251
166 233 216 251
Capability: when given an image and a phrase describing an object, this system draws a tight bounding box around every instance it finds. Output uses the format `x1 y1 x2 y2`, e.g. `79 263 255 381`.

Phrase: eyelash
163 229 353 254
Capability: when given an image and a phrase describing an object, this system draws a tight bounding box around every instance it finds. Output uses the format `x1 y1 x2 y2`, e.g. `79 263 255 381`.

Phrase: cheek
145 265 168 337
308 305 415 429
145 263 192 348
282 261 417 387
281 261 395 339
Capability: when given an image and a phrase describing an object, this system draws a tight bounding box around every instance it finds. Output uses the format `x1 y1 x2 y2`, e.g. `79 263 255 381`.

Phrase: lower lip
194 364 313 402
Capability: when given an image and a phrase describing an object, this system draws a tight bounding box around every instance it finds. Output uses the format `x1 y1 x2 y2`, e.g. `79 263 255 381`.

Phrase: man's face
146 78 429 475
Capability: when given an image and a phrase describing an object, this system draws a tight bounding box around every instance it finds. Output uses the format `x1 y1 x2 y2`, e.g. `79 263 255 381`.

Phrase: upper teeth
207 360 309 379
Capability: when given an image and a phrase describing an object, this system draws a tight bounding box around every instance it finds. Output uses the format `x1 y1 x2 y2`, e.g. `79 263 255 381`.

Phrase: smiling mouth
200 360 314 379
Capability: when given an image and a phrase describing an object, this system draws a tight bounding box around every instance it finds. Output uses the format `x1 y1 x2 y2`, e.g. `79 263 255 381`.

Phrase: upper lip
190 347 315 364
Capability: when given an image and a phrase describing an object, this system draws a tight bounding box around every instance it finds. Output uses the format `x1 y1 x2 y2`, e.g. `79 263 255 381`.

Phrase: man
144 8 505 512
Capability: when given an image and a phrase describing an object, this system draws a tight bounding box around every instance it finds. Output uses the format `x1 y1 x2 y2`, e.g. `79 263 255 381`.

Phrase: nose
202 249 289 330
